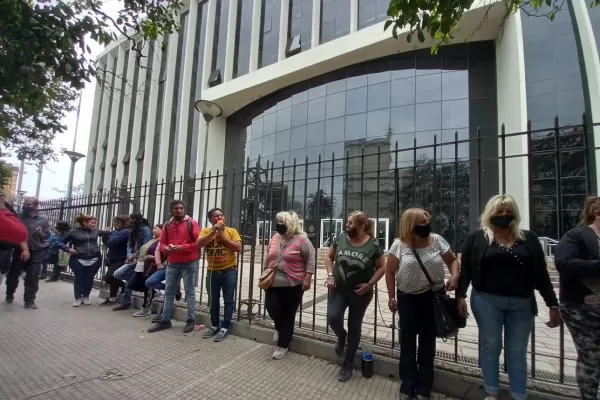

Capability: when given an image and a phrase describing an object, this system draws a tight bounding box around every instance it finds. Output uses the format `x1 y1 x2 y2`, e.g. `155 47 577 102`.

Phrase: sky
4 2 121 200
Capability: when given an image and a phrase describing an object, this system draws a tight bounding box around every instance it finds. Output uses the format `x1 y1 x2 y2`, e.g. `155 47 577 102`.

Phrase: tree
306 190 337 219
385 0 600 51
0 161 12 188
0 0 183 162
52 182 85 197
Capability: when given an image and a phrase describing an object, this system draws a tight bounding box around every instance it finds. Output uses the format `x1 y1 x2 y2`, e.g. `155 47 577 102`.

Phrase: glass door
256 221 272 246
370 218 390 250
321 219 344 247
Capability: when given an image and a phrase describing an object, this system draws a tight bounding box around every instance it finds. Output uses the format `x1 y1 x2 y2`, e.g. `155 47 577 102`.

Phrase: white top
388 234 450 294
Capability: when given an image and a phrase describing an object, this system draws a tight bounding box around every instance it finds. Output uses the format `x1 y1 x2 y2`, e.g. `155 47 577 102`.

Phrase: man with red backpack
148 200 200 334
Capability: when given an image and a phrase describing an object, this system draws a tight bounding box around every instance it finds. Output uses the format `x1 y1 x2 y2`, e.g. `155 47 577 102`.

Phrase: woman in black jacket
554 196 600 400
457 194 560 400
59 213 109 307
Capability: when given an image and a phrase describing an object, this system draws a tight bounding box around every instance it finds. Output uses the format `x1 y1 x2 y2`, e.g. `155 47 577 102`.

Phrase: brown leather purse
258 268 276 290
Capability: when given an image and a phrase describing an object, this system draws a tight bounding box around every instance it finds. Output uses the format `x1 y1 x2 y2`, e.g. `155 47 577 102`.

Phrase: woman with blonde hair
326 211 385 382
385 208 459 399
554 196 600 400
263 211 315 359
457 194 560 400
59 213 110 306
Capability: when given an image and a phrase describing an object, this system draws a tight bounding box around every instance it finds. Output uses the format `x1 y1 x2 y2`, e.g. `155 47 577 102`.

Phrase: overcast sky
5 2 121 200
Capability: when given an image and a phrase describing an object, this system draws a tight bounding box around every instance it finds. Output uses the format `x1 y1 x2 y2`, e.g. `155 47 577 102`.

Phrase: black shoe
24 302 38 309
183 320 195 333
175 291 182 301
335 331 347 356
151 314 163 323
112 304 132 311
338 364 353 382
45 277 58 282
147 321 172 333
98 298 113 306
5 296 14 304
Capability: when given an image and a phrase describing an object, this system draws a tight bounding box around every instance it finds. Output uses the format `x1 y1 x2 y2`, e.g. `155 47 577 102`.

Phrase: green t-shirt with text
333 233 383 293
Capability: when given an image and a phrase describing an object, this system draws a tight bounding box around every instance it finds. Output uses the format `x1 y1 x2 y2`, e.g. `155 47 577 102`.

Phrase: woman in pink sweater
264 211 316 360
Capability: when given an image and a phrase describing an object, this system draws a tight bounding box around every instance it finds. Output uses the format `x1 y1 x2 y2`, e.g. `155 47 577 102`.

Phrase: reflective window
259 0 281 68
211 0 230 81
590 4 600 56
320 0 351 44
288 0 313 52
234 0 254 78
358 0 388 29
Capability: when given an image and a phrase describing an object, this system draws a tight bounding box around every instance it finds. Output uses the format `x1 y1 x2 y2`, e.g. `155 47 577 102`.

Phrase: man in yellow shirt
196 207 242 342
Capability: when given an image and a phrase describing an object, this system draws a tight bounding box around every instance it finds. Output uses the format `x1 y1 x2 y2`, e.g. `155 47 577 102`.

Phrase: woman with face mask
263 211 315 360
325 211 385 382
385 208 459 400
457 194 560 400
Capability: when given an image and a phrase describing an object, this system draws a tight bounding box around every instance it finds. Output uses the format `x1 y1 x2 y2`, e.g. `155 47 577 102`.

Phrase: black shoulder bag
411 249 466 340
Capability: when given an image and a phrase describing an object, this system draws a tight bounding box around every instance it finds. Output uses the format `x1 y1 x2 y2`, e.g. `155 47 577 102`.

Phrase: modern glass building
84 0 600 247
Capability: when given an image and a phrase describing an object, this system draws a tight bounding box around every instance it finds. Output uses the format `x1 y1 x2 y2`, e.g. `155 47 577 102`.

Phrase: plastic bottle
361 341 374 378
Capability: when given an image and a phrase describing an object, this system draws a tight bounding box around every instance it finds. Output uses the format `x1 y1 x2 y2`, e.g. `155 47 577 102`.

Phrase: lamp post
63 150 86 203
194 99 223 217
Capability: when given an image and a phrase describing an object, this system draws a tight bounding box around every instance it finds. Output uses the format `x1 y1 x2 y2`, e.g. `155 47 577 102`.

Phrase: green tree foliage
0 0 183 162
385 0 599 51
0 161 12 188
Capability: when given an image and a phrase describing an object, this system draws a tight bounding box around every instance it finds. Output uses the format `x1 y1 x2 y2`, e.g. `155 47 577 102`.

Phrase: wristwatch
327 272 334 277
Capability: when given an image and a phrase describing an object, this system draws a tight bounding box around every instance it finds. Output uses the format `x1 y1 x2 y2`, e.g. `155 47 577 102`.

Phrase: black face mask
275 223 287 235
346 227 358 238
490 214 515 229
22 205 33 216
414 223 432 238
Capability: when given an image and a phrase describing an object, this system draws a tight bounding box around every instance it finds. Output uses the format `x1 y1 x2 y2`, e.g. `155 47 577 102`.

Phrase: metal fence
38 115 600 392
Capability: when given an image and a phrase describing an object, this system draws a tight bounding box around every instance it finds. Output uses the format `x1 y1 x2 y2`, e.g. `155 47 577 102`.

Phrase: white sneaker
82 297 92 306
132 307 151 317
484 397 497 400
273 331 279 344
272 347 288 360
73 299 82 307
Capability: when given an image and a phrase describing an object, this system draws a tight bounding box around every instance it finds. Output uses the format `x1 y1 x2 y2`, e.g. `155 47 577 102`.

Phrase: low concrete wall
94 284 579 400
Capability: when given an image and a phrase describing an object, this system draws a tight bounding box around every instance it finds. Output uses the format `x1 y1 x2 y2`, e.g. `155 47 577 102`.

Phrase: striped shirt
266 232 316 287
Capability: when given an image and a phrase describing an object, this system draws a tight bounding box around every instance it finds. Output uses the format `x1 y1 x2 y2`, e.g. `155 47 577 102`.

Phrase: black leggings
265 285 304 348
127 272 156 308
103 259 126 298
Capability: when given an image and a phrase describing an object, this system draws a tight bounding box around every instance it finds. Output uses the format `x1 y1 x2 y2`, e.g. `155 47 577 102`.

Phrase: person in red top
148 200 200 334
0 194 28 244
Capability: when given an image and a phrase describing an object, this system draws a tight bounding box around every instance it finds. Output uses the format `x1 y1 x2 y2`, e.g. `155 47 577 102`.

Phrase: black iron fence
38 115 600 392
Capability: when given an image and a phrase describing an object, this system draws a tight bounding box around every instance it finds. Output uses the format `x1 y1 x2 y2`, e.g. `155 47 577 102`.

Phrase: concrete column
102 46 126 192
224 0 239 81
495 12 530 228
115 47 137 186
156 29 180 182
127 44 149 187
278 0 290 61
311 0 320 48
195 116 227 219
350 0 358 33
571 0 600 189
83 67 104 194
202 0 218 90
92 54 115 193
174 0 199 178
249 0 262 71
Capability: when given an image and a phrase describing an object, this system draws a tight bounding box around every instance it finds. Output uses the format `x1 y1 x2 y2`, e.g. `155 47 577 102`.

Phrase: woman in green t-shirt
325 210 386 382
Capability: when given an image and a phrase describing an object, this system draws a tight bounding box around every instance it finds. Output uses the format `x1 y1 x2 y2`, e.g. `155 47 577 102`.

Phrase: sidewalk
0 281 454 400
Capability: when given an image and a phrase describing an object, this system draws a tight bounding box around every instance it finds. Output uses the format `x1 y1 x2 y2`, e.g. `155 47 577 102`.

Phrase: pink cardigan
266 232 316 286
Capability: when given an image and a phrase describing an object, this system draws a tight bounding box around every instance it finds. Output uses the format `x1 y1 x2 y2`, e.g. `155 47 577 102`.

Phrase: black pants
6 249 42 303
397 290 437 397
328 288 373 366
0 249 13 275
49 264 64 280
103 259 126 298
127 272 155 308
265 285 304 348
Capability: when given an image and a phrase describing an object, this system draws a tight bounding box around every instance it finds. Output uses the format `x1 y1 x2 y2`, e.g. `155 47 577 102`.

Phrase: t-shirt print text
336 249 370 281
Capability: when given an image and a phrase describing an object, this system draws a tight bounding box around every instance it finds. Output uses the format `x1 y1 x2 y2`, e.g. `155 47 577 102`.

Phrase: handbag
411 249 466 340
258 268 276 290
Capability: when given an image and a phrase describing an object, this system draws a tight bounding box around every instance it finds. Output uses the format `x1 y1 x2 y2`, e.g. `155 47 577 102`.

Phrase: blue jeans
162 261 197 323
145 269 166 290
471 290 534 400
206 268 237 330
114 263 135 305
69 258 101 300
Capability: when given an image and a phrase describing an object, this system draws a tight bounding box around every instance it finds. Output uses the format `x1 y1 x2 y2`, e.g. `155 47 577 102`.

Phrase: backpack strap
165 220 171 242
186 219 194 242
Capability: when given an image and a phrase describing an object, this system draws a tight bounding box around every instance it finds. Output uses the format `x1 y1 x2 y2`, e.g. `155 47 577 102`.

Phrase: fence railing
39 115 600 392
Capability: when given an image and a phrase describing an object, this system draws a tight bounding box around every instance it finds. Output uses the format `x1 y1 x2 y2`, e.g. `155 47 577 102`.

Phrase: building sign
304 219 318 248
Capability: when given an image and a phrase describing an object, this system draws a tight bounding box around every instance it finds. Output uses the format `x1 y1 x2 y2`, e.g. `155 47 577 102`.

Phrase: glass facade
259 0 281 68
589 4 600 57
211 0 230 82
288 0 313 52
321 0 351 44
358 0 388 30
234 0 254 78
521 5 590 238
224 43 498 248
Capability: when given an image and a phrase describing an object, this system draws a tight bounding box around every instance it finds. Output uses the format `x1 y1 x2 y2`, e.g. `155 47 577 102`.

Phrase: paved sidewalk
0 281 455 400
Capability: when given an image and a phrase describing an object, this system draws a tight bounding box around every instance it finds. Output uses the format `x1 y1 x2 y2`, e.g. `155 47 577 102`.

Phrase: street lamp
63 149 86 203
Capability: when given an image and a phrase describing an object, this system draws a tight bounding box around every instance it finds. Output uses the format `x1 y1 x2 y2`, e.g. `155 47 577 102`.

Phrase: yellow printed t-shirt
199 226 241 271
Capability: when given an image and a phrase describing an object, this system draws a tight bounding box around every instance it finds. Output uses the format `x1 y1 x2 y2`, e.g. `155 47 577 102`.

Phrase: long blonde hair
480 194 524 243
276 211 303 236
399 208 430 248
